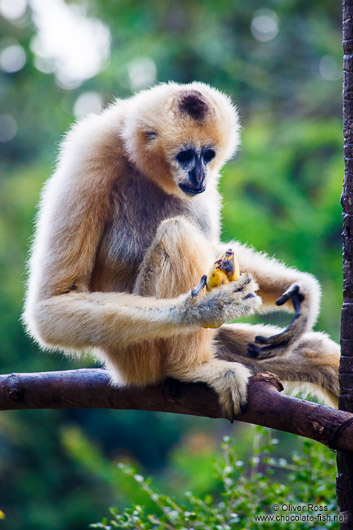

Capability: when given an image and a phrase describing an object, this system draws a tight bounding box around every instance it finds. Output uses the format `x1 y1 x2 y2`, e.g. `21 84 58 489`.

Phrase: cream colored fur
23 82 340 420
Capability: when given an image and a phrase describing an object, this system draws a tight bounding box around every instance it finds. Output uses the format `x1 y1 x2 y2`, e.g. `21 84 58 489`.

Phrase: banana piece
191 249 240 328
206 249 240 291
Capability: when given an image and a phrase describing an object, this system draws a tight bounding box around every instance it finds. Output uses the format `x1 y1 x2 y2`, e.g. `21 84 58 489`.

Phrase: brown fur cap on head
178 89 209 121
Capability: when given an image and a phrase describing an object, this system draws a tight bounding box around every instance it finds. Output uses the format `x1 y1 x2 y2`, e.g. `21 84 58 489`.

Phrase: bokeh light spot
73 92 104 118
30 0 111 90
0 44 26 73
319 55 341 81
0 0 27 21
251 9 279 42
128 57 157 92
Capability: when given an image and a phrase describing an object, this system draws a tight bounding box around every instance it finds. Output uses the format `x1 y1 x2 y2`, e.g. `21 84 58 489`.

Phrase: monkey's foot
247 284 305 359
176 360 250 422
212 364 250 421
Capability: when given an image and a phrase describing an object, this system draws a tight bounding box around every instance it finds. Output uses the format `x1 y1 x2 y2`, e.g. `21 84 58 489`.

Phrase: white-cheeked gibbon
23 82 340 420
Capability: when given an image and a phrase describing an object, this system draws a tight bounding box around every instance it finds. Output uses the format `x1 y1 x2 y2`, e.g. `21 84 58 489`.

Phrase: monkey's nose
189 164 205 186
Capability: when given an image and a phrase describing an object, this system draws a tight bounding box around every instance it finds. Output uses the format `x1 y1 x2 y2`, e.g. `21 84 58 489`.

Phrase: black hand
247 284 305 359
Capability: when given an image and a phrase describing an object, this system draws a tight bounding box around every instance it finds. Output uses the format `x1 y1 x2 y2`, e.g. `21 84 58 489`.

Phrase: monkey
23 82 340 421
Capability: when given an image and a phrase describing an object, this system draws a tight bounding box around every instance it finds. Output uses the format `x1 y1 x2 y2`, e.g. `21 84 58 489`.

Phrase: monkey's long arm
216 240 321 358
27 284 261 352
23 117 189 351
217 240 320 321
27 292 194 351
219 242 319 315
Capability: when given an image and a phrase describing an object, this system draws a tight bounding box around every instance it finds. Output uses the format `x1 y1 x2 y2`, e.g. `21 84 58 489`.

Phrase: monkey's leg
133 216 260 326
216 241 321 357
134 216 215 298
216 323 340 407
132 217 257 418
114 216 216 385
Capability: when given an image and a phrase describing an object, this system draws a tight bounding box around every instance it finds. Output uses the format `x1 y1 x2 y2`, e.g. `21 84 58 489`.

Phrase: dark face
175 146 216 196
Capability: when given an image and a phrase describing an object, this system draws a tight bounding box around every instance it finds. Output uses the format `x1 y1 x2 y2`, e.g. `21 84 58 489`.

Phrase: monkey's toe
247 341 279 360
215 366 249 421
254 335 269 344
247 343 262 358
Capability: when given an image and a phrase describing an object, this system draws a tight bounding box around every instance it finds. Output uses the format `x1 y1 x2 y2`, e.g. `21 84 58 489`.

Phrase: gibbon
23 82 340 420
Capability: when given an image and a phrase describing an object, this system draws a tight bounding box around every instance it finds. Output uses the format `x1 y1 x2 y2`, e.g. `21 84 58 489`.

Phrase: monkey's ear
145 130 158 140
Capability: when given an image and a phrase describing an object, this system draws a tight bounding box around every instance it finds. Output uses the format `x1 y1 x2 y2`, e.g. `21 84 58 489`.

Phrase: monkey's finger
227 390 236 423
252 300 305 356
247 343 262 358
243 292 257 300
275 283 300 307
254 335 269 344
247 342 278 360
231 273 252 290
191 275 207 298
254 314 300 347
248 342 278 356
247 343 277 358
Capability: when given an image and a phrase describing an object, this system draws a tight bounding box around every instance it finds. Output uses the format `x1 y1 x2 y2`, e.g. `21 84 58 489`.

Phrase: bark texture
0 368 353 451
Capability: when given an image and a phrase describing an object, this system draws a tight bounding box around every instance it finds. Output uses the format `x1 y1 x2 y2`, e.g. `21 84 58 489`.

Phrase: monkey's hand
183 273 261 329
247 283 312 359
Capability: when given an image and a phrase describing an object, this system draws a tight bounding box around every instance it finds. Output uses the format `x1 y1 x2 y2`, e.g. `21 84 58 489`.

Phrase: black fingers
247 284 305 359
276 283 303 310
243 292 256 300
292 291 303 314
276 283 300 306
275 284 304 335
247 343 262 358
253 335 268 344
247 342 277 359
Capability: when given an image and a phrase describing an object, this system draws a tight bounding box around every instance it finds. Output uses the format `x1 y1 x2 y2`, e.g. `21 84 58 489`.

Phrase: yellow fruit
206 249 239 291
201 249 240 328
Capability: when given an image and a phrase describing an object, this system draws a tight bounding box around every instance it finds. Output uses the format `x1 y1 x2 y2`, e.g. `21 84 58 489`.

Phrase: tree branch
1 368 352 452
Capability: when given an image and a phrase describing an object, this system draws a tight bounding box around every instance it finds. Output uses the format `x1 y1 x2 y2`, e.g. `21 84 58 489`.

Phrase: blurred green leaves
221 117 342 335
90 427 338 529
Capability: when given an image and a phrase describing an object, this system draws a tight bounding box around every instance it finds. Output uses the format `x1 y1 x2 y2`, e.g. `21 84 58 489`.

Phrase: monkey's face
172 145 216 196
132 122 220 198
121 83 240 197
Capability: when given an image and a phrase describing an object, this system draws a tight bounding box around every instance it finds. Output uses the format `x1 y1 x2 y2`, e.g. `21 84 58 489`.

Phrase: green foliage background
0 1 342 528
90 428 339 529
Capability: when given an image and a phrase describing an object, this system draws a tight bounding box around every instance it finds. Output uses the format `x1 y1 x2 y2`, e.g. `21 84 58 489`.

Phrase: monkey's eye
146 131 157 140
203 149 216 163
176 149 195 165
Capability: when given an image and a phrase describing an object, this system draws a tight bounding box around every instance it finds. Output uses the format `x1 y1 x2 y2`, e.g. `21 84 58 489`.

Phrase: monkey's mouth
178 183 206 196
